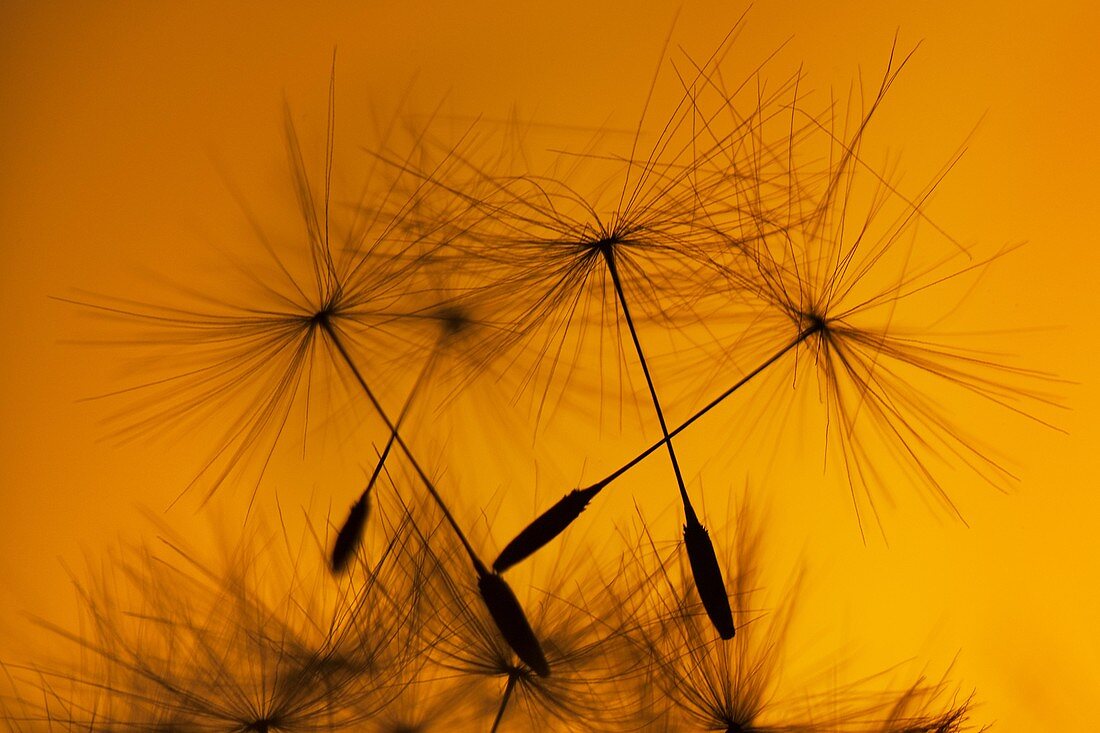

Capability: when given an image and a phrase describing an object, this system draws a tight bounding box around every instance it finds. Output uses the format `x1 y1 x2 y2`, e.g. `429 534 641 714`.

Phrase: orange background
1 1 1098 728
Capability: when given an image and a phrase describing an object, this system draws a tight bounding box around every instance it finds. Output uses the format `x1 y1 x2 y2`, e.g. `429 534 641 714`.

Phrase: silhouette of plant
378 483 640 732
681 39 1061 531
4 512 417 731
493 35 1059 574
614 497 987 732
59 68 551 679
14 16 1062 732
377 22 822 640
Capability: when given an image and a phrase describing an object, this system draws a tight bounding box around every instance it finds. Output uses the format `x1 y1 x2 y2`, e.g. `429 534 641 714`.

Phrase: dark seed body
477 571 551 677
330 491 370 574
683 518 735 640
493 486 601 573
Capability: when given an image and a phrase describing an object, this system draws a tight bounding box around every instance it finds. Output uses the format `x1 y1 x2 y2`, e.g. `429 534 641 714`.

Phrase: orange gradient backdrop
1 1 1098 728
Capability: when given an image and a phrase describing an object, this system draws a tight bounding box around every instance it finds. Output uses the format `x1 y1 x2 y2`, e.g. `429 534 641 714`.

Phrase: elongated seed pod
477 570 551 677
330 490 370 574
683 517 735 640
493 486 602 573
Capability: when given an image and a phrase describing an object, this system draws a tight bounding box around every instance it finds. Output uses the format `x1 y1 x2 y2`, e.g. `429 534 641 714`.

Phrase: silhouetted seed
327 323 554 674
477 570 551 677
493 485 602 573
330 432 398 575
683 517 735 640
330 488 371 574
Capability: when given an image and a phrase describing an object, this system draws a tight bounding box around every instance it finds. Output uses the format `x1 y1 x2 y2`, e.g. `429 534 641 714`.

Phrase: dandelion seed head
243 715 281 732
434 303 473 340
308 304 336 328
26 21 1023 733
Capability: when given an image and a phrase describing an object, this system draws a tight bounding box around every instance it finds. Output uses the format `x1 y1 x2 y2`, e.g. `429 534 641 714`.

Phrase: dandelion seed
620 500 810 731
60 62 551 672
60 88 425 506
389 26 805 640
690 38 1064 529
322 308 550 673
329 285 520 575
492 326 815 571
331 484 372 574
11 509 420 731
477 572 551 679
395 487 641 730
619 496 987 732
499 35 1059 567
492 486 601 574
681 515 735 640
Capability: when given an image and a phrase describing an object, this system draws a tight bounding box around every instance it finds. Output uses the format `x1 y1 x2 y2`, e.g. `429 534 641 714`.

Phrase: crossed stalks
49 28 1058 721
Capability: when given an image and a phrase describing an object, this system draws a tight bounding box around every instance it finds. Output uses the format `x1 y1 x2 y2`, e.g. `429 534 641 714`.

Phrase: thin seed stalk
599 246 693 510
318 317 550 676
494 323 820 573
330 348 437 574
320 317 481 565
599 245 733 639
490 673 519 733
602 323 820 481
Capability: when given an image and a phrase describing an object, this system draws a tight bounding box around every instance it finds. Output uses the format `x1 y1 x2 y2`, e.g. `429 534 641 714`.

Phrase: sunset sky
2 2 1098 728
